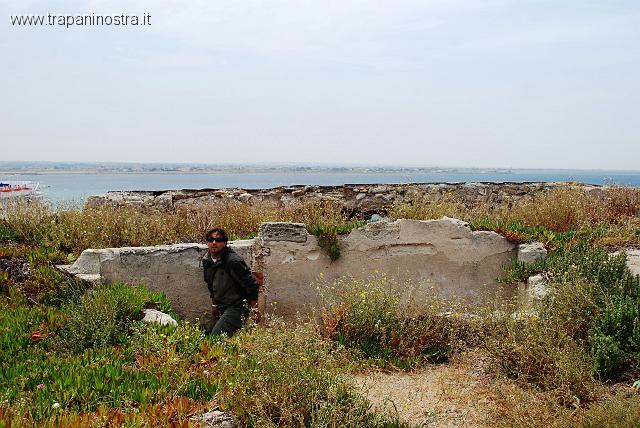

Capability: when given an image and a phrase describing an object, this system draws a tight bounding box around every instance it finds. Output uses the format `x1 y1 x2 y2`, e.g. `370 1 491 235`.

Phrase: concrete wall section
61 241 255 325
260 219 517 318
61 219 517 322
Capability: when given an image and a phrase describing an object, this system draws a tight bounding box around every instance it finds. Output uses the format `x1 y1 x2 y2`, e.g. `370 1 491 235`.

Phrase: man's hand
211 304 220 319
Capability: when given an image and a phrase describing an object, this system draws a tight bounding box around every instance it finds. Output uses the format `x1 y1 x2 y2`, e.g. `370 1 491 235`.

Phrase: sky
1 0 639 169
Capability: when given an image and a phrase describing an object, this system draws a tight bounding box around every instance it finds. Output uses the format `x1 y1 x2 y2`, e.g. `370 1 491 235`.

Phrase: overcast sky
2 0 639 169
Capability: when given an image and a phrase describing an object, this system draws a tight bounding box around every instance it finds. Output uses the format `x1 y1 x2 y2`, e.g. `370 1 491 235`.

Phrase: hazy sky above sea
2 0 639 169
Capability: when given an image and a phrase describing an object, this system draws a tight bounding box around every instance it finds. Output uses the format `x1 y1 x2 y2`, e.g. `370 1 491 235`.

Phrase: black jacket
202 247 259 307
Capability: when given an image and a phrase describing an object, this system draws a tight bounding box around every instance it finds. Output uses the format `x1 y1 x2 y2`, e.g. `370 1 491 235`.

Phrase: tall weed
213 320 409 427
318 274 455 368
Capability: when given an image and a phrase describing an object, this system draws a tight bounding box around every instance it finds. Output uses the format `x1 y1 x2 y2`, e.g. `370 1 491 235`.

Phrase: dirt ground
352 350 498 427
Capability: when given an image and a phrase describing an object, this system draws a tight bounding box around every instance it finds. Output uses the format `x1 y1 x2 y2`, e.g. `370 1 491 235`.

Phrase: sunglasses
206 237 226 243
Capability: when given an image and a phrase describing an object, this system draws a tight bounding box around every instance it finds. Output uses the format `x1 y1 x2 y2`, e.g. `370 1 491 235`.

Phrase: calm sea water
7 170 640 204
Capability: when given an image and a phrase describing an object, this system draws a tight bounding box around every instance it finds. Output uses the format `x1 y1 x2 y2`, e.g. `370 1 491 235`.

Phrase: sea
6 169 640 205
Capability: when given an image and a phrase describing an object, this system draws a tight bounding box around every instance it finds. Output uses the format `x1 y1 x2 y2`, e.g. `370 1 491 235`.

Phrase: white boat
0 180 42 199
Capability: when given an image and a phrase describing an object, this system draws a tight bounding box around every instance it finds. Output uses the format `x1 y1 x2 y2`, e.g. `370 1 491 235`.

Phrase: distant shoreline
3 161 640 175
0 167 518 175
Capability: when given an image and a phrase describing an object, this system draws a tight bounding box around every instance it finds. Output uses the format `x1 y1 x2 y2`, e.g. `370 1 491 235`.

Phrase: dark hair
205 227 229 242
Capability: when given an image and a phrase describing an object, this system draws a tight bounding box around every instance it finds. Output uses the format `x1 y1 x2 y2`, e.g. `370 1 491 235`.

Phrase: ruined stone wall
60 218 517 324
85 182 597 216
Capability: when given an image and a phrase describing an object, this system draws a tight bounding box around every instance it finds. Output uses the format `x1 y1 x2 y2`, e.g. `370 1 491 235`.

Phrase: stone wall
258 219 517 319
60 218 517 324
85 182 598 216
61 242 252 323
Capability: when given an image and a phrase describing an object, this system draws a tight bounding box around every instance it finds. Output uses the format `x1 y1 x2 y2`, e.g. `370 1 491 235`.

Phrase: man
202 227 261 336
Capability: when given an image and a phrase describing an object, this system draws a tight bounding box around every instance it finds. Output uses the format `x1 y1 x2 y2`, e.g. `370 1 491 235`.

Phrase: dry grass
389 191 468 221
509 186 640 232
391 184 640 246
2 184 639 255
355 349 640 428
1 199 358 255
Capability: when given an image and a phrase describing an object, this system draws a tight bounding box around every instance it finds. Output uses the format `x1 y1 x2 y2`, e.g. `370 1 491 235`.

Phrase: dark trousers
211 305 249 337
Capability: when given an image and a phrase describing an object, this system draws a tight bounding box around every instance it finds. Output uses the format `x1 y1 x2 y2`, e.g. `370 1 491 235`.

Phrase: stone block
238 193 253 203
259 222 307 243
526 274 550 300
63 249 103 275
142 309 177 327
518 242 547 263
626 249 640 277
191 410 237 428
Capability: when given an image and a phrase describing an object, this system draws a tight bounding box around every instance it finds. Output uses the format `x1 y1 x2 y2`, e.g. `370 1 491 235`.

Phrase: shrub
318 274 454 368
488 242 640 395
54 205 200 252
590 295 640 378
509 186 640 232
213 320 409 427
0 222 19 242
580 393 640 428
498 257 547 285
546 246 638 298
40 275 92 308
49 283 171 353
485 314 596 403
177 199 280 240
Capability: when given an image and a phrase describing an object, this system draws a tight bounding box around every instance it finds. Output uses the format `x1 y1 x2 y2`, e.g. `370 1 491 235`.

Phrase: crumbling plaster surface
260 218 517 318
61 242 253 324
627 250 640 277
61 218 518 323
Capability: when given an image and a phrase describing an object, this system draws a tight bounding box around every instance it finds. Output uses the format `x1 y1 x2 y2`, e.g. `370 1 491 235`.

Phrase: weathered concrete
261 218 517 318
517 242 547 263
61 218 518 323
517 273 550 308
60 242 254 325
259 222 307 243
627 250 640 277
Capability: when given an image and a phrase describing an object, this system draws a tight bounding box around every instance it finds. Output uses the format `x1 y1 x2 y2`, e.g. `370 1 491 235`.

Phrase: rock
87 183 594 219
518 242 547 263
368 214 389 223
155 193 174 210
0 257 30 282
371 185 388 194
259 222 308 243
526 274 550 300
191 410 237 428
142 309 177 327
62 249 103 275
237 193 253 203
625 249 640 277
517 273 550 309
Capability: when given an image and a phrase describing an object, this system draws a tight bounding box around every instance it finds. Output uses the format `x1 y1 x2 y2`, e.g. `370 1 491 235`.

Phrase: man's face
207 232 227 257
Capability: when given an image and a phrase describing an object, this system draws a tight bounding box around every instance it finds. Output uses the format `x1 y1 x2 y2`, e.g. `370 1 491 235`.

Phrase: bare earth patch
352 350 497 427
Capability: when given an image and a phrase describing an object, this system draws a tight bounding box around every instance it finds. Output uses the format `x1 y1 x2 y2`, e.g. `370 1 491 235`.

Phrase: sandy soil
352 350 497 427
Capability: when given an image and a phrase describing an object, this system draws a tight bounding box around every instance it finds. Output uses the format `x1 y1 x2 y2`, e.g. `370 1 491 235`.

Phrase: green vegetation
318 274 458 368
1 279 410 427
1 184 640 426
